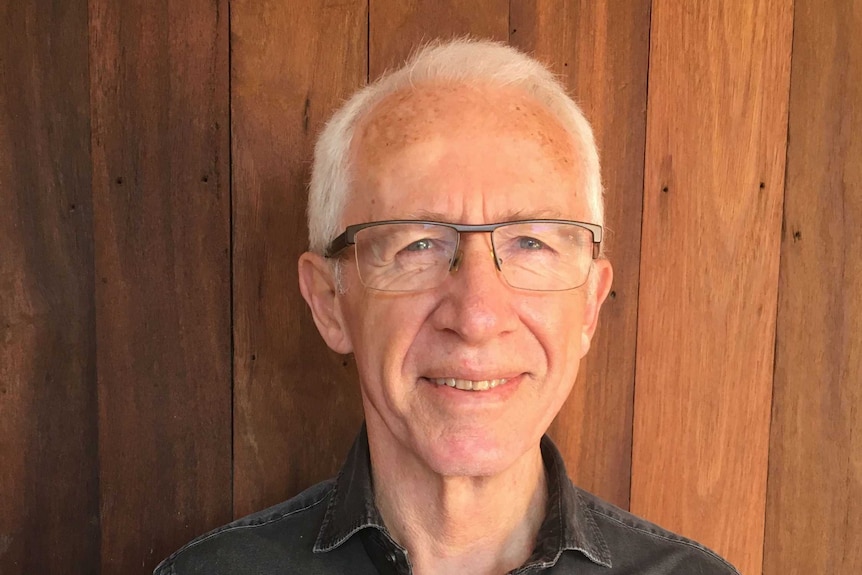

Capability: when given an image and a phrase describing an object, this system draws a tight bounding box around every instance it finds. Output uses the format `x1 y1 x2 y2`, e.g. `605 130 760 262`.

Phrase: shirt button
386 551 397 563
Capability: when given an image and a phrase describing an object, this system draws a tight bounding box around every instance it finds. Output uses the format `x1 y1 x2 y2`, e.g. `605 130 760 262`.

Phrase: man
155 39 738 575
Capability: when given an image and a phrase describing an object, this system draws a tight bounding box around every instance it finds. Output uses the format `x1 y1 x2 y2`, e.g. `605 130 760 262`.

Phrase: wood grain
763 0 862 573
89 0 232 571
510 0 651 510
632 2 793 573
4 2 861 569
231 0 368 518
369 0 509 78
0 1 98 572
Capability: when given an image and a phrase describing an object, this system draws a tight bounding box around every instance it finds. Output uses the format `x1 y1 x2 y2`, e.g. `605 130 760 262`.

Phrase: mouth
426 377 510 392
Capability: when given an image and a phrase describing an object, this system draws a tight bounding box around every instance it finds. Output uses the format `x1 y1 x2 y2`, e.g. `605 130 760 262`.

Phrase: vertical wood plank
510 0 651 509
231 0 368 517
764 1 862 573
89 0 232 571
632 2 793 573
369 0 509 78
0 1 99 572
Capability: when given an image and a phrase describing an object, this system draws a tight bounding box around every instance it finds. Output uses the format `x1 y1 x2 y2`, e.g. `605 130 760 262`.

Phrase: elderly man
155 40 738 575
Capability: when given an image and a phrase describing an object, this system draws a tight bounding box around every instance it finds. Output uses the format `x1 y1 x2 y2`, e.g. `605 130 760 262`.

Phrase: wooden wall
0 1 858 574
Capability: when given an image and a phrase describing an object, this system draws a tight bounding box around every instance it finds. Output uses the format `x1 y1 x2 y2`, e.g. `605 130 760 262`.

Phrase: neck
367 421 548 575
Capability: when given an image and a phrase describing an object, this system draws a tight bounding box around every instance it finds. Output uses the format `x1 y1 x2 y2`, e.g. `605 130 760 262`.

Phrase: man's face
305 83 612 477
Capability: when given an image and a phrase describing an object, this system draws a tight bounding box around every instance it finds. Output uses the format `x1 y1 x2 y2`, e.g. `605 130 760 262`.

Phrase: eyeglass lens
353 222 594 292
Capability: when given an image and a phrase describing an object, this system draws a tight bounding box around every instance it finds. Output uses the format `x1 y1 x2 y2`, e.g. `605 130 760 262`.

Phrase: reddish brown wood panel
89 0 232 572
231 1 368 517
763 1 862 573
0 1 99 573
632 2 793 573
510 0 650 510
369 0 509 78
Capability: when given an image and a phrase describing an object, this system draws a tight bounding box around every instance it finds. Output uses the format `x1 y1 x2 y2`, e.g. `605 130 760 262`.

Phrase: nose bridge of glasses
447 229 500 274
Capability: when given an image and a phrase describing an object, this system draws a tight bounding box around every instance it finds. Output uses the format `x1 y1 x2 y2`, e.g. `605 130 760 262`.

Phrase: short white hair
307 38 603 255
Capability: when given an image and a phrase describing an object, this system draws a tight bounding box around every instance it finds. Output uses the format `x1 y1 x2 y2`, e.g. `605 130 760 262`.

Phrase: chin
417 427 534 478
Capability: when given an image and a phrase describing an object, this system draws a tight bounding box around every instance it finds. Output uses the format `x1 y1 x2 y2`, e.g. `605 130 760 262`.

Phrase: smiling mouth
429 377 509 391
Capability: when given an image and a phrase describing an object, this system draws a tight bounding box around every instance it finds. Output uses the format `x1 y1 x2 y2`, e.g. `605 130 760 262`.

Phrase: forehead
346 82 585 222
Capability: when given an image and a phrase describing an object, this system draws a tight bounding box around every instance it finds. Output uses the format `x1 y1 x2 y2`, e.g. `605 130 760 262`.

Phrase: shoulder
153 479 334 575
576 487 740 575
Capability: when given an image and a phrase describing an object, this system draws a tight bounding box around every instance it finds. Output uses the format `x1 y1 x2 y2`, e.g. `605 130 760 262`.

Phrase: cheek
522 295 587 361
345 293 437 378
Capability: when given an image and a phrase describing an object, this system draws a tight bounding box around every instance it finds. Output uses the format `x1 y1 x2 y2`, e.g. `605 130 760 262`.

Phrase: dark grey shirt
154 429 739 574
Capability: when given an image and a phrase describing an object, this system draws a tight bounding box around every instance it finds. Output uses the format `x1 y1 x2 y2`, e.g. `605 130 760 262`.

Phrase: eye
405 238 434 251
517 236 546 250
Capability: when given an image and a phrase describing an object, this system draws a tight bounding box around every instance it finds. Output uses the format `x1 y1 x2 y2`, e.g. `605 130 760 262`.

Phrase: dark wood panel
0 1 98 573
231 0 368 518
369 0 509 78
510 0 651 510
763 0 862 573
632 2 793 573
89 0 232 571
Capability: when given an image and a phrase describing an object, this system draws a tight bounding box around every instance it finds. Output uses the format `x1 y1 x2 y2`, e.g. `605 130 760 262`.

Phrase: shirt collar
314 425 389 553
534 436 612 568
314 425 612 569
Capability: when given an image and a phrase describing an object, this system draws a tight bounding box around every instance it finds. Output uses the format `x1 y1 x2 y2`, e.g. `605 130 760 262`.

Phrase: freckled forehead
351 82 578 171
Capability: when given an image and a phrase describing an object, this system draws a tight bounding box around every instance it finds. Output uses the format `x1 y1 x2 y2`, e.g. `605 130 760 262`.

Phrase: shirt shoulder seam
154 481 334 573
589 508 741 575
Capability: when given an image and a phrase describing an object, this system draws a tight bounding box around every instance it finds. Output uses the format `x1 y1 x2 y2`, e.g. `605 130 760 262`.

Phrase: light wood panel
89 0 232 571
764 0 862 573
369 0 509 78
510 0 651 509
5 2 862 570
231 0 368 518
0 1 98 572
632 2 793 573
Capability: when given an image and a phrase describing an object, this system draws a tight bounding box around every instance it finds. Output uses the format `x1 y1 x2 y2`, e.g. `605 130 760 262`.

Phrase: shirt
154 428 740 574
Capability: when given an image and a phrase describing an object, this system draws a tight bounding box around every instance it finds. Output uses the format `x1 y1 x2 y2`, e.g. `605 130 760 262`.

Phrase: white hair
307 38 604 257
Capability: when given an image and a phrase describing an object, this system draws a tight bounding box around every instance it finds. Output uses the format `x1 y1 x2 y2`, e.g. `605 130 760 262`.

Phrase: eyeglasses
325 219 602 292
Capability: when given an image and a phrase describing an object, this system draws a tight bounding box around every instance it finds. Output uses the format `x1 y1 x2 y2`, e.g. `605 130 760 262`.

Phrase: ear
579 259 614 357
298 252 354 354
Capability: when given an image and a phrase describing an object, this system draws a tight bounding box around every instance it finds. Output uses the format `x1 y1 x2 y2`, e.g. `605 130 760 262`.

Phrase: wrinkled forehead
350 82 580 175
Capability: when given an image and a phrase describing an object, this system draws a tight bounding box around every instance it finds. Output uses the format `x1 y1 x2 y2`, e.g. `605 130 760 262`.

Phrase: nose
430 234 519 344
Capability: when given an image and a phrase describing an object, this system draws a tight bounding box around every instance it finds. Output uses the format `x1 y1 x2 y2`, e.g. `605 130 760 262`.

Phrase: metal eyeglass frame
324 219 604 264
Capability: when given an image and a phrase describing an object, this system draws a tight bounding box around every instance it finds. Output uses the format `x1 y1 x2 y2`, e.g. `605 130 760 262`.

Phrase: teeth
431 378 509 391
472 380 489 391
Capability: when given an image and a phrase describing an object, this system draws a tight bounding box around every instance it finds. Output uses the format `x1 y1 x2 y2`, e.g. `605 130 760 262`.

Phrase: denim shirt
154 429 739 575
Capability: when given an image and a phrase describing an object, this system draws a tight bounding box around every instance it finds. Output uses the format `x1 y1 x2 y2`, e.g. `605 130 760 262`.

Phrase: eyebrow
405 208 567 223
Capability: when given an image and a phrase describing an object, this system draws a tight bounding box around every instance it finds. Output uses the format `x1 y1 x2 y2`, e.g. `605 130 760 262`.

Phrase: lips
430 377 509 391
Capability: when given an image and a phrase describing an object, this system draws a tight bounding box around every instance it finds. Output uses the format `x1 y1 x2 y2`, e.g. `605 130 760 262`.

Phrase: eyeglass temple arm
324 232 351 258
